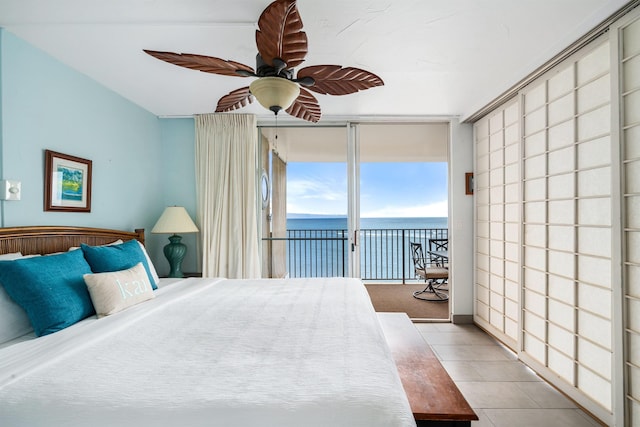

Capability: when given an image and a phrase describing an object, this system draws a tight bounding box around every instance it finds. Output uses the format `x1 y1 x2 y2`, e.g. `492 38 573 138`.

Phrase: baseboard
451 314 473 324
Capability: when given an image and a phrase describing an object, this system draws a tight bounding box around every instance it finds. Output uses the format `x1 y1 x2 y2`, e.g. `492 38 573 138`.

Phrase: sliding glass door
260 126 351 278
259 122 449 284
355 123 449 284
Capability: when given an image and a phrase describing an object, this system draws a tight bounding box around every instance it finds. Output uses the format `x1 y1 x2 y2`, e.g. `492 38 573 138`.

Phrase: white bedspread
0 277 416 427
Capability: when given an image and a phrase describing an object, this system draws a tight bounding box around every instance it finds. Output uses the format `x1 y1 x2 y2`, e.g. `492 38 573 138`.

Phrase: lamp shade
249 77 300 114
151 206 199 234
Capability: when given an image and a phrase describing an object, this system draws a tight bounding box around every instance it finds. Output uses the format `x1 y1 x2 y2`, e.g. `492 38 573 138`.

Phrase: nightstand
160 272 202 279
182 272 202 278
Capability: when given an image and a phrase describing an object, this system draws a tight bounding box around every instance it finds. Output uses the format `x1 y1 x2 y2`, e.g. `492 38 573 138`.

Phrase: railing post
402 229 406 284
342 229 346 277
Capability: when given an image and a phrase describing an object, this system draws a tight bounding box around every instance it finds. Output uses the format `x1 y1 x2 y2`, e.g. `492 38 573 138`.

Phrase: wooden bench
378 313 478 427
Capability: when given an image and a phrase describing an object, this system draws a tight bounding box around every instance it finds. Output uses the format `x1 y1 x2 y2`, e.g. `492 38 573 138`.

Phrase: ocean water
283 217 448 280
287 216 448 230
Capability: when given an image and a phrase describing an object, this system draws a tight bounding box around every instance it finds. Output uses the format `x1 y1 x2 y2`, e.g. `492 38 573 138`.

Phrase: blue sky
286 162 448 218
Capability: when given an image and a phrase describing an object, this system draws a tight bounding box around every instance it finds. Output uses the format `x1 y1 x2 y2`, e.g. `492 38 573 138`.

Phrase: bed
0 226 415 427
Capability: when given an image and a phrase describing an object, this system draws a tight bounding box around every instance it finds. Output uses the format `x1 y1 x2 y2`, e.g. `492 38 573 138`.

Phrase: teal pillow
0 249 95 337
81 240 157 290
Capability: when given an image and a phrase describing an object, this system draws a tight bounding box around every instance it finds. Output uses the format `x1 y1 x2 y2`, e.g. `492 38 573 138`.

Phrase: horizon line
287 214 448 218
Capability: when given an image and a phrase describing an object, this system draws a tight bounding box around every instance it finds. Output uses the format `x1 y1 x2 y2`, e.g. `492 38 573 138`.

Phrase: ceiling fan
144 0 384 123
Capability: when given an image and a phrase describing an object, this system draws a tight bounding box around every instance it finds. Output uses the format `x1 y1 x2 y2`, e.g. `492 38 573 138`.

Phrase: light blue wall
149 117 199 276
0 32 3 173
0 29 177 268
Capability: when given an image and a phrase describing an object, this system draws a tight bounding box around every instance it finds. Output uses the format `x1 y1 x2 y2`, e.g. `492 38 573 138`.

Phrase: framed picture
44 150 92 212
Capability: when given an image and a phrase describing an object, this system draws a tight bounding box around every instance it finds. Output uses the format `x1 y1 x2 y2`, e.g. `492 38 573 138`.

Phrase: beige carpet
365 283 449 320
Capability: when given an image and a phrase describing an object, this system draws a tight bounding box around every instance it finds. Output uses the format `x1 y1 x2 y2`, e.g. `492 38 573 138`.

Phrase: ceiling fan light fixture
250 77 300 114
144 0 383 121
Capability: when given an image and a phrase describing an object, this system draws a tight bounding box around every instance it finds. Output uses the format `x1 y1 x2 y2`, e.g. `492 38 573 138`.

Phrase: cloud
286 177 448 217
287 177 347 215
288 179 345 201
287 179 347 201
284 165 448 218
362 200 448 218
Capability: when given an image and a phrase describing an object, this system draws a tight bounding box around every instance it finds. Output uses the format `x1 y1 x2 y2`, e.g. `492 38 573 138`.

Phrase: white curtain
195 113 261 279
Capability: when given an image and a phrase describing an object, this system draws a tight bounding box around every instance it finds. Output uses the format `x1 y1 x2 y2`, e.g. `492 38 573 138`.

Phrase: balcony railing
263 228 448 282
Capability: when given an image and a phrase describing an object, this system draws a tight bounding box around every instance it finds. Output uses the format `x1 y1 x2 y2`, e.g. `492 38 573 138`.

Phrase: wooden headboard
0 226 145 256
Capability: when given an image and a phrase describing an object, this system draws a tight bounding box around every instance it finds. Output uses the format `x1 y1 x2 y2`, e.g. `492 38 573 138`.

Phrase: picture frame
44 150 92 212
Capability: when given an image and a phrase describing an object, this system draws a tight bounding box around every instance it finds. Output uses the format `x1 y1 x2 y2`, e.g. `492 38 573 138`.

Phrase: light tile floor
413 322 604 427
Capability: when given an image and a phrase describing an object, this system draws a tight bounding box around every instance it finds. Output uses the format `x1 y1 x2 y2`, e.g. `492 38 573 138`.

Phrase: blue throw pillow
81 239 157 290
0 249 95 337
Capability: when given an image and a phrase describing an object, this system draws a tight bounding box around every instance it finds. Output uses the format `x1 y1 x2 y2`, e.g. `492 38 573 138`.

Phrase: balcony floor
365 282 449 320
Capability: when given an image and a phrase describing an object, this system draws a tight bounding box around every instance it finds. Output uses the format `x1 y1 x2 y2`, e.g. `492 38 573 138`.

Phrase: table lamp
151 206 199 278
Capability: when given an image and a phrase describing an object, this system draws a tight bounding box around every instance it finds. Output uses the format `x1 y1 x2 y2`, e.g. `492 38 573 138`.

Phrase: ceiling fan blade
144 50 254 77
256 0 308 69
215 87 254 112
285 87 321 123
297 65 384 95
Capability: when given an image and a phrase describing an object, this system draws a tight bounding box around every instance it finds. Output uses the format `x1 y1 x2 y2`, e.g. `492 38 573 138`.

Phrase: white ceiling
0 0 631 122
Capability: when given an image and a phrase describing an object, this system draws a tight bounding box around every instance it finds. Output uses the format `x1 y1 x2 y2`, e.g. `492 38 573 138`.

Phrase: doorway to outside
260 123 449 320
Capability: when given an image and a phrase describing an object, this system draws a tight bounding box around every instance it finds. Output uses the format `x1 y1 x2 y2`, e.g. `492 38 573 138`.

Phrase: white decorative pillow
0 287 32 344
0 252 23 260
68 239 124 251
83 262 155 318
0 253 33 343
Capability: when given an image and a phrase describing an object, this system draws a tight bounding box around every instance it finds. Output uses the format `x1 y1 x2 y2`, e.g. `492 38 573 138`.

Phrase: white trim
616 8 640 426
609 11 626 425
347 123 360 278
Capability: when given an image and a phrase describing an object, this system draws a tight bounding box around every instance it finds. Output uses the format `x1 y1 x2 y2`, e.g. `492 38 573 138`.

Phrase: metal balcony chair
428 238 449 267
414 240 449 291
410 241 449 301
